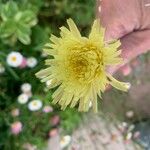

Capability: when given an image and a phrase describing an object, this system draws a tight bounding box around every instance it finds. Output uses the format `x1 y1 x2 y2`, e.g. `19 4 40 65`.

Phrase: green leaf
31 25 50 50
19 10 38 27
17 23 31 45
0 1 19 21
0 20 16 38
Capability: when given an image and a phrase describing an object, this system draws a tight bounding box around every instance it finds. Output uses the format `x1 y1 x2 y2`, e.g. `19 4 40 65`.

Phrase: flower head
7 51 23 67
43 105 53 113
36 19 130 112
27 57 37 68
21 83 32 93
17 93 29 104
11 121 22 135
28 99 42 111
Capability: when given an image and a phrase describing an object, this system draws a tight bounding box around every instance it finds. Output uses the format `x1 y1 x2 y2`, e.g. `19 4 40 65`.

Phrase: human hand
97 0 150 74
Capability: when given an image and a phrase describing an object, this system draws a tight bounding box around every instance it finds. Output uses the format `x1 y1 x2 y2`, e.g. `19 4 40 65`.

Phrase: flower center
68 44 103 83
33 102 38 106
11 56 17 62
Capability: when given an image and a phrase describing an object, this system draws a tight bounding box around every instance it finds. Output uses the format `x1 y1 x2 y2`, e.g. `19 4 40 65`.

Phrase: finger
121 29 150 61
120 64 132 76
96 0 141 41
108 29 150 74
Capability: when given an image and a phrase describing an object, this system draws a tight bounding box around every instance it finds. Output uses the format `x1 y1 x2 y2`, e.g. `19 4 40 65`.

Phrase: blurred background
0 0 150 150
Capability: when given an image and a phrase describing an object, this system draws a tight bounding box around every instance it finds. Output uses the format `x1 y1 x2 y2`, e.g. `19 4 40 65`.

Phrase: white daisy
0 63 5 74
21 83 32 93
7 52 23 67
60 135 71 149
43 105 53 113
27 57 37 68
28 100 42 111
18 93 29 104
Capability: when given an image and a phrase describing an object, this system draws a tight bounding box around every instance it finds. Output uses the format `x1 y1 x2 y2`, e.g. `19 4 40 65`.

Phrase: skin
97 0 150 74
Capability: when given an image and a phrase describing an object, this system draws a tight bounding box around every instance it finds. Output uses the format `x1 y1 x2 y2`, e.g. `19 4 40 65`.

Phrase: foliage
0 0 95 149
0 1 37 45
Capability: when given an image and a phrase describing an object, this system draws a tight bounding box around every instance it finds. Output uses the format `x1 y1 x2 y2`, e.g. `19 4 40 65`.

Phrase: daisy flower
36 19 130 112
27 57 37 68
28 99 42 111
7 52 23 67
11 121 22 135
43 105 53 113
21 83 32 93
17 93 29 104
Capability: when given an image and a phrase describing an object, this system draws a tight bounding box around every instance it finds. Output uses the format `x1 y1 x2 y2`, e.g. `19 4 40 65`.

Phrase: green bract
0 1 37 45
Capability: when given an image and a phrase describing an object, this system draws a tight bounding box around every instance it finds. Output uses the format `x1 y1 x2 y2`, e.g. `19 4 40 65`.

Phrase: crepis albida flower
36 19 130 112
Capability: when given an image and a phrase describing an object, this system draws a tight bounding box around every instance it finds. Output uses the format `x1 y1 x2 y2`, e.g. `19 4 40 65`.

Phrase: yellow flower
36 19 130 112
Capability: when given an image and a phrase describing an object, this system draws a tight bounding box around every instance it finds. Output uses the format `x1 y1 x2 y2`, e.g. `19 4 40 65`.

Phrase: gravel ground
47 114 142 150
67 114 142 150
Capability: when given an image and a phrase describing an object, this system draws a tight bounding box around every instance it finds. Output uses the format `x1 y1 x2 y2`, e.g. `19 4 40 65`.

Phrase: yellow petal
45 59 57 66
50 34 60 44
35 67 52 78
107 74 131 92
78 97 84 112
89 19 105 40
107 39 121 48
90 20 100 35
62 93 73 109
47 79 61 89
70 95 80 108
43 48 57 56
60 26 70 35
67 18 81 38
104 58 123 65
91 86 98 113
41 75 53 82
52 90 64 104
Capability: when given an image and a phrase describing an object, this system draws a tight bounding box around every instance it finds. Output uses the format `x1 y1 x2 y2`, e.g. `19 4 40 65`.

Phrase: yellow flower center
68 44 103 83
33 101 38 106
11 56 17 62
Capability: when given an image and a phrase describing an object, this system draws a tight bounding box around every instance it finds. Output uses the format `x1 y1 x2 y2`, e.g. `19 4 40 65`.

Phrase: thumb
107 29 150 74
121 29 150 61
